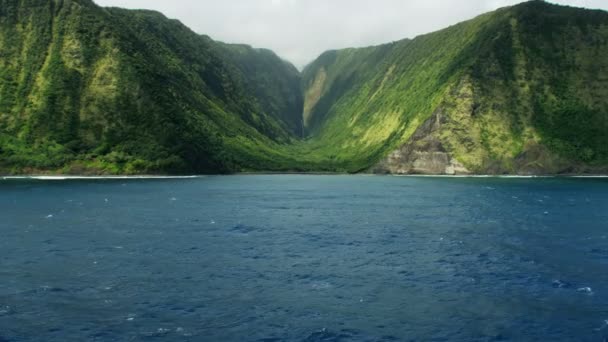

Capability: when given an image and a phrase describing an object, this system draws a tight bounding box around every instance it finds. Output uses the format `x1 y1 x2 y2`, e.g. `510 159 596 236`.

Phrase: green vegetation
1 0 607 174
0 0 303 174
300 0 608 174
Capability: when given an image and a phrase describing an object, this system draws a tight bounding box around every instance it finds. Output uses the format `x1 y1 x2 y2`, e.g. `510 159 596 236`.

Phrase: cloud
93 0 608 69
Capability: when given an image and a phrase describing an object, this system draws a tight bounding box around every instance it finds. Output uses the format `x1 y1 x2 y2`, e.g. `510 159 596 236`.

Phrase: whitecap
156 328 171 335
41 175 199 180
594 320 608 331
577 287 593 294
392 174 553 178
45 214 53 219
2 175 202 181
552 280 571 288
311 281 332 290
572 175 608 178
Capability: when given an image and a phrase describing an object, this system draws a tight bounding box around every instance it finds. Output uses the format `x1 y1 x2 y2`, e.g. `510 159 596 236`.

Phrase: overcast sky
93 0 608 69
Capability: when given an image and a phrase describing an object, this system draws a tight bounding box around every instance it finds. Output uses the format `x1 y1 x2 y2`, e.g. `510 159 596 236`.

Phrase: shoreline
0 175 203 180
1 173 608 180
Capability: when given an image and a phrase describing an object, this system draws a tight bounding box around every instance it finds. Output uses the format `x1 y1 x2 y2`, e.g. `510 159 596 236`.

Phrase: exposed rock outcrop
372 111 470 175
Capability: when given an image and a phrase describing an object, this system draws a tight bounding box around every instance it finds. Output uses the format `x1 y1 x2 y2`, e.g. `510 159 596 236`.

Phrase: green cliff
301 1 608 174
1 0 607 174
0 0 302 174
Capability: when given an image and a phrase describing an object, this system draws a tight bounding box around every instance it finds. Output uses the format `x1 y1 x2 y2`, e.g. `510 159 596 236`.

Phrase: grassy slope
299 10 501 172
0 0 303 174
300 1 608 174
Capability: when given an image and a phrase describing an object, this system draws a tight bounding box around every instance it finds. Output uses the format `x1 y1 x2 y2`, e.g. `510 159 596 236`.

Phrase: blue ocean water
1 175 608 341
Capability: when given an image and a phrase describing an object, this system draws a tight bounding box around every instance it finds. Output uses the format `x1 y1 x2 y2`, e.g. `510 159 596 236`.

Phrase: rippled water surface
1 175 608 341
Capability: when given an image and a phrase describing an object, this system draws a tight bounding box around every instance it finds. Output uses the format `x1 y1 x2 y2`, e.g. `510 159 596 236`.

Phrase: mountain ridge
1 0 607 175
0 0 303 174
300 0 608 174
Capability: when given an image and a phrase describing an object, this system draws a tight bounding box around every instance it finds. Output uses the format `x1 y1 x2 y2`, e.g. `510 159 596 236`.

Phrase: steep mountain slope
1 0 607 175
0 0 302 174
301 1 608 174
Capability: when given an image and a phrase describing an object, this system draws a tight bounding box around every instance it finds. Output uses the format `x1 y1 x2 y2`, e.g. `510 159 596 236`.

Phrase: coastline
0 175 203 180
2 173 608 180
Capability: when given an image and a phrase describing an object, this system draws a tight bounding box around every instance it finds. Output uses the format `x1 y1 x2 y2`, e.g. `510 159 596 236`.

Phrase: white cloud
92 0 608 69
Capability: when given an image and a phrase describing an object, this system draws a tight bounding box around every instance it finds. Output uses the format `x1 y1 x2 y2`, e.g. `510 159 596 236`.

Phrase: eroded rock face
373 112 470 175
372 73 608 176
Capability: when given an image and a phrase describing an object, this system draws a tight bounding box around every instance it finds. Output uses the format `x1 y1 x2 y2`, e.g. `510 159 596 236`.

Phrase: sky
93 0 608 69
